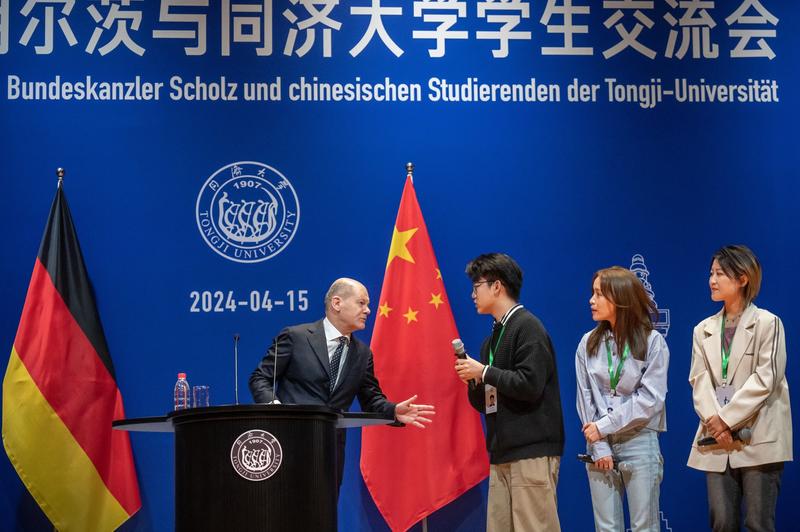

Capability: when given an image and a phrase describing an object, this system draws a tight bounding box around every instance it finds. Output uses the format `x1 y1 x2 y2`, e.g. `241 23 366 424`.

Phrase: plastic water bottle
174 373 190 410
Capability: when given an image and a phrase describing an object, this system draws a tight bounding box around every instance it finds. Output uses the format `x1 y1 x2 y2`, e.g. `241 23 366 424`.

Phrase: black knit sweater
467 308 565 464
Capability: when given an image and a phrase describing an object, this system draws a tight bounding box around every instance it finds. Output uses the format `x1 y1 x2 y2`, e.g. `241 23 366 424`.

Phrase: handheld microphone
452 339 476 390
697 427 752 446
577 453 631 473
233 334 240 405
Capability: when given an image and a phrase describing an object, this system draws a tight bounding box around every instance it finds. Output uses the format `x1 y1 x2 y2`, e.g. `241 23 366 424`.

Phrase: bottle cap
178 372 186 379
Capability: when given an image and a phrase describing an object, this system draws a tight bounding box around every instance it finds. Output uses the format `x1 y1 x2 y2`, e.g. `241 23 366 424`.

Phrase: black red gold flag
2 183 141 531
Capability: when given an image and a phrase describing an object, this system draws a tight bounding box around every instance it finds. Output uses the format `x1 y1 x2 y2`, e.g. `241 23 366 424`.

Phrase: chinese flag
2 183 141 531
361 173 488 531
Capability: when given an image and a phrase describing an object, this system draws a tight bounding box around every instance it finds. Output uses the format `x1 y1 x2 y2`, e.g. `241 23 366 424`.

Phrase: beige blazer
688 304 792 472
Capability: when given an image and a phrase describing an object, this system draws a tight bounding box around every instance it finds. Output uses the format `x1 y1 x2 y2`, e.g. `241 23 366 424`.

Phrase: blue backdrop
1 1 797 530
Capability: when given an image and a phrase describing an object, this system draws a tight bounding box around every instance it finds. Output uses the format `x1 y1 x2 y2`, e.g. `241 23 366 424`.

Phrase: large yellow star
379 301 393 318
386 226 418 267
429 293 443 310
402 307 419 324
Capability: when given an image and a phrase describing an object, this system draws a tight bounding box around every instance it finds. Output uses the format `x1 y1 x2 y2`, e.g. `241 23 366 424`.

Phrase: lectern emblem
196 161 300 263
230 430 283 481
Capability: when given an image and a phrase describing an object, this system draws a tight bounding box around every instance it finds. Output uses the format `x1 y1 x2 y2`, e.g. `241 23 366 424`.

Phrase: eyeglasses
472 280 495 293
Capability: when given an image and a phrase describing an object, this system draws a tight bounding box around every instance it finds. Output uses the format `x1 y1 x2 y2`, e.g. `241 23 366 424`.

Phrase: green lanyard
605 341 630 394
721 314 734 382
488 325 506 367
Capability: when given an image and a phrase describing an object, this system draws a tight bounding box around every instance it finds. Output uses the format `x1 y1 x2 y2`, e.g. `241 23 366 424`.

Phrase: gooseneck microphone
452 339 477 390
233 334 240 405
697 427 752 446
270 334 279 404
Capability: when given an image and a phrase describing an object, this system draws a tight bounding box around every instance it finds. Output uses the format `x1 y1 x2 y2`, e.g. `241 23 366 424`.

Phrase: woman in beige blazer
688 245 791 532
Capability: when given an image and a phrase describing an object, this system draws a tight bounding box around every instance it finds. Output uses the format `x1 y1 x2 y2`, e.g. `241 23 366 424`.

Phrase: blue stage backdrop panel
1 1 797 530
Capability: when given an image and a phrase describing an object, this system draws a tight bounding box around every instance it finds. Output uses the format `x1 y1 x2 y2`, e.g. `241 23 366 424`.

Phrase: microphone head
451 339 465 355
738 427 752 442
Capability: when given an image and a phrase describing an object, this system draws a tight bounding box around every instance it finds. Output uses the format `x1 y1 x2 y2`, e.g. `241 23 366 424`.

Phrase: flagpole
403 161 429 532
56 167 64 188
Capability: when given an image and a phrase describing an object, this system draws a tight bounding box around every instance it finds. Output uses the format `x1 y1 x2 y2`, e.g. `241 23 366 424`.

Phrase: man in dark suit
249 277 434 489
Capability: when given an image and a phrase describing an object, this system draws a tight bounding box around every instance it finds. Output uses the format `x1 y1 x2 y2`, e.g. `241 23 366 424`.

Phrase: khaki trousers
487 456 561 532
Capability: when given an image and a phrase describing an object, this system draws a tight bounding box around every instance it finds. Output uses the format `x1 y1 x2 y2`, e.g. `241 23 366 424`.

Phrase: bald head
325 278 371 334
324 278 359 309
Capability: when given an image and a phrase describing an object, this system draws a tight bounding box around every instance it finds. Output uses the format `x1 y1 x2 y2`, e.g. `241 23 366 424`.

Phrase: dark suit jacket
249 319 395 417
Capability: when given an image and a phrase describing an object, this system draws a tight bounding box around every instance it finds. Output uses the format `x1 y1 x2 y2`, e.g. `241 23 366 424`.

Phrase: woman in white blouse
576 266 670 532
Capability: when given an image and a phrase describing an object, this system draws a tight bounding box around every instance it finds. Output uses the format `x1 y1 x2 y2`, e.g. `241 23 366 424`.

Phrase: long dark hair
587 267 656 361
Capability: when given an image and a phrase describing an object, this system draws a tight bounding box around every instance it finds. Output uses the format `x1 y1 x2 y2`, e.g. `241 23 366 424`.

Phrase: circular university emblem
196 161 300 263
230 429 283 481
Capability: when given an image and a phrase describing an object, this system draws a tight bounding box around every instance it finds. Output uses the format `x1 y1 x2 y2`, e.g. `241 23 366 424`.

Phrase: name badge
715 384 735 406
485 384 498 414
606 393 623 414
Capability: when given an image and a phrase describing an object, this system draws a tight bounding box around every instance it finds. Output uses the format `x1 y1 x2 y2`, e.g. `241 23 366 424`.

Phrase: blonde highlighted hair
711 245 762 306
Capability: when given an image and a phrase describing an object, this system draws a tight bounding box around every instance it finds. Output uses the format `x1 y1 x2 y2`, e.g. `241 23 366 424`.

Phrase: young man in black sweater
455 253 564 532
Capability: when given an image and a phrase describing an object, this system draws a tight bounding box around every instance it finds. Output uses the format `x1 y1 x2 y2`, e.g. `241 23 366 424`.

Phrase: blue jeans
586 429 663 532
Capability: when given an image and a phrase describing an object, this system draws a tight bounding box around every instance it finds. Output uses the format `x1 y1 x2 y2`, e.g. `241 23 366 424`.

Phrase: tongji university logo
230 430 283 481
196 161 299 263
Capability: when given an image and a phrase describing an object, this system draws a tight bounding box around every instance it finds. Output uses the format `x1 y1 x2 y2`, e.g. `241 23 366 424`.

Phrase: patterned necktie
329 336 347 393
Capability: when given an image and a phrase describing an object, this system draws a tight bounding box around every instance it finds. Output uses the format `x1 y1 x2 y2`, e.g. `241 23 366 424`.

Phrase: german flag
2 183 141 531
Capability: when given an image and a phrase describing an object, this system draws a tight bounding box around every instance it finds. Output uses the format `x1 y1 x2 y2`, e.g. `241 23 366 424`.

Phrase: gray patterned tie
329 336 347 393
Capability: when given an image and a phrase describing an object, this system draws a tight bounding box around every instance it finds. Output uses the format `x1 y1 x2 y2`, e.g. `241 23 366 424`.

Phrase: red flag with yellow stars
360 172 488 531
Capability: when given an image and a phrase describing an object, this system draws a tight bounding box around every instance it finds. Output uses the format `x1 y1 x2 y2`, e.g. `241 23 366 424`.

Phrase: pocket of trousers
510 458 549 487
489 465 501 487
